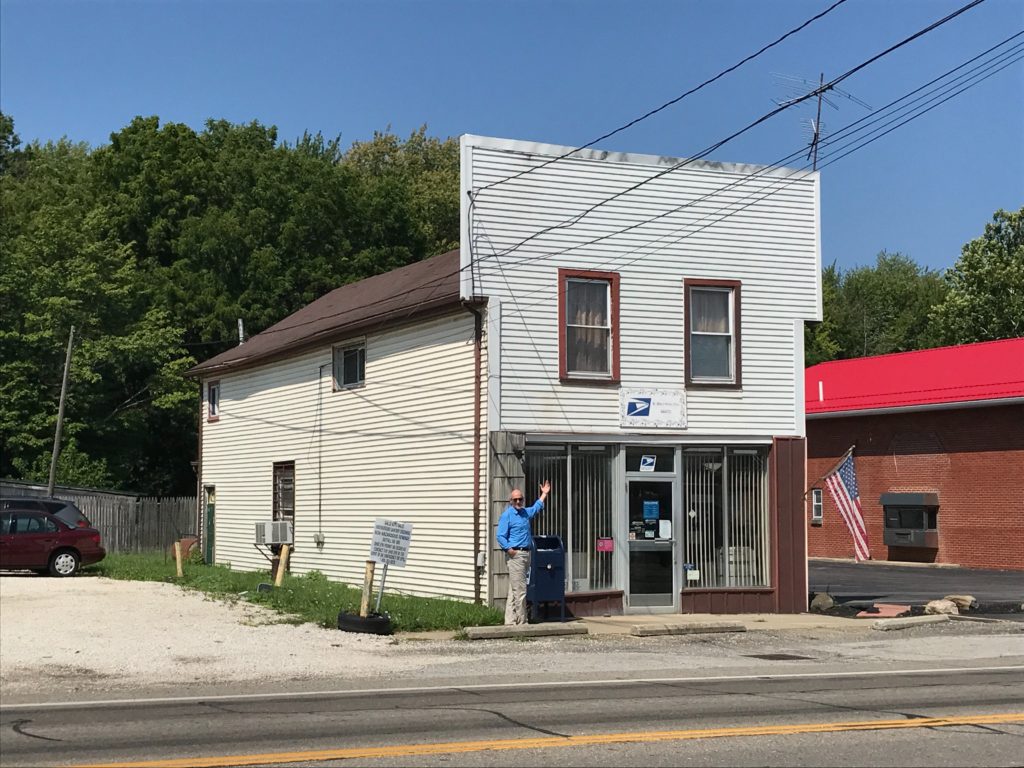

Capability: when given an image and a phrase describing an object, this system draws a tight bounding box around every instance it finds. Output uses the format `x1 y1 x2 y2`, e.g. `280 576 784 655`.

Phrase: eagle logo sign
626 397 652 417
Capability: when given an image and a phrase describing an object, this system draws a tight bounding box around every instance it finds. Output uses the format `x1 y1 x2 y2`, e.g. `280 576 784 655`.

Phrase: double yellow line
75 712 1024 768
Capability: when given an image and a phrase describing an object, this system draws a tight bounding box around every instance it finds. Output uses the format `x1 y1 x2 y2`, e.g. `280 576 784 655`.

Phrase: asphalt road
809 560 1024 606
2 666 1023 767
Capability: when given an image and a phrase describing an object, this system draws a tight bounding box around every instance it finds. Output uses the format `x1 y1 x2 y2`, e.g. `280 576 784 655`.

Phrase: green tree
804 262 841 365
829 252 947 359
0 130 193 492
2 114 462 494
929 207 1024 344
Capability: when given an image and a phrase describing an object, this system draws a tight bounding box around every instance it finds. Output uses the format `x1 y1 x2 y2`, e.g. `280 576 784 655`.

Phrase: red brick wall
806 404 1024 570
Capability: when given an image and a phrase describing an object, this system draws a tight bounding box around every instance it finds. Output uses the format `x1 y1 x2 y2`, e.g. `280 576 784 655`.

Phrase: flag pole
802 444 856 498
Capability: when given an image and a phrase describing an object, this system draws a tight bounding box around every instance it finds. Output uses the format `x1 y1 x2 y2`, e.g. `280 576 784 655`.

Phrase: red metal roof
805 338 1024 416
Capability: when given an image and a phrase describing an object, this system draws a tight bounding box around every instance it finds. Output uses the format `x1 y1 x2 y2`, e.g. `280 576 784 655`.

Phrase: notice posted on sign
369 519 414 567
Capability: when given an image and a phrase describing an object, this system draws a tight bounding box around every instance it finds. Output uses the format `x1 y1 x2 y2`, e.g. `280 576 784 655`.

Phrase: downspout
463 301 484 604
196 380 204 546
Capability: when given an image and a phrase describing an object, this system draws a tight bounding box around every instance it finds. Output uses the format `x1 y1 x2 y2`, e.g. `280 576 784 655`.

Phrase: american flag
824 451 870 561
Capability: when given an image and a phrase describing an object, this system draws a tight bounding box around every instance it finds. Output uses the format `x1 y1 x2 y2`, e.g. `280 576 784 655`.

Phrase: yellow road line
73 712 1024 768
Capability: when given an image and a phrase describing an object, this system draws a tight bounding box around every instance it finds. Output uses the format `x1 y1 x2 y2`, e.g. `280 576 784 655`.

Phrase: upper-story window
685 279 741 388
207 381 221 421
333 342 365 389
558 268 620 383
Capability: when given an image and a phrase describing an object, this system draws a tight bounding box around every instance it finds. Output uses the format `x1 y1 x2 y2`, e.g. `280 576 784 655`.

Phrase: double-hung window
207 381 220 421
685 279 741 388
558 268 620 382
811 488 823 524
333 342 365 389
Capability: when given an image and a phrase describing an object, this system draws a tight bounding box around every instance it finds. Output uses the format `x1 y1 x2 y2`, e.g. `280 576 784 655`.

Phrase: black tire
337 610 393 635
49 549 80 577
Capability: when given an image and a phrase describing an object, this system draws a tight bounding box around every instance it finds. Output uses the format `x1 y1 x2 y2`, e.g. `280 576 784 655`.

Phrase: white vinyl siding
462 136 819 437
200 311 488 601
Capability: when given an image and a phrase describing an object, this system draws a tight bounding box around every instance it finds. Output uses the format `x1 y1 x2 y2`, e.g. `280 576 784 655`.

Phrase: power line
251 3 1000 343
473 24 1019 281
471 0 853 198
503 33 1024 309
466 0 989 272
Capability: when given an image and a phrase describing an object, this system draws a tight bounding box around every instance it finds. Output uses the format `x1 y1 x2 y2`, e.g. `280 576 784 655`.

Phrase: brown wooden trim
558 268 621 384
772 436 808 613
683 278 742 390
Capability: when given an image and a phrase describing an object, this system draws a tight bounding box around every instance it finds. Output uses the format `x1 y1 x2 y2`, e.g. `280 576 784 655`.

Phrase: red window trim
206 380 221 423
558 268 621 384
684 278 742 390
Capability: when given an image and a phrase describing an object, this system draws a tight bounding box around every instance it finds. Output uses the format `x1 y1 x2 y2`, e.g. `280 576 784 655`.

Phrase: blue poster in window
643 500 660 520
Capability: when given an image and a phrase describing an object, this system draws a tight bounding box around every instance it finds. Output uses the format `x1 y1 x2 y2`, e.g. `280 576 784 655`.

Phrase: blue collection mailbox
527 535 566 622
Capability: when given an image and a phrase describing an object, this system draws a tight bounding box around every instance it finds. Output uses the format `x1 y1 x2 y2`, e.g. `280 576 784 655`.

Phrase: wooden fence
1 481 196 554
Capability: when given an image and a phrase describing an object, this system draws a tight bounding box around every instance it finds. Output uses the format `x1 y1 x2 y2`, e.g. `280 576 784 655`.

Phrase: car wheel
49 550 80 577
337 610 393 635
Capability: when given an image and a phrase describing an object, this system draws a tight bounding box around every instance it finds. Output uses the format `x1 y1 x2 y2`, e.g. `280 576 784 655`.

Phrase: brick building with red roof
804 338 1024 570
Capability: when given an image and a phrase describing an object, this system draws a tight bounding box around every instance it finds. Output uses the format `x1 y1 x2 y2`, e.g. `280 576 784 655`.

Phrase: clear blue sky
2 0 1022 273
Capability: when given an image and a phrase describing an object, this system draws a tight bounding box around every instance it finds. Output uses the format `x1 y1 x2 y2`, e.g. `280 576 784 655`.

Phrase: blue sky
2 0 1021 273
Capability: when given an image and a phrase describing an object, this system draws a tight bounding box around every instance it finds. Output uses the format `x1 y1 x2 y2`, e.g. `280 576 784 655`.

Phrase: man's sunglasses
510 497 525 504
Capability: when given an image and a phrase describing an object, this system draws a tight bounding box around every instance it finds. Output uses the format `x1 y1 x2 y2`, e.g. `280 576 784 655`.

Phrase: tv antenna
772 71 871 170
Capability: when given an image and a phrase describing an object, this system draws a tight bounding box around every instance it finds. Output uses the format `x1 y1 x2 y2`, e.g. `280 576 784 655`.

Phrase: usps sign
619 388 686 429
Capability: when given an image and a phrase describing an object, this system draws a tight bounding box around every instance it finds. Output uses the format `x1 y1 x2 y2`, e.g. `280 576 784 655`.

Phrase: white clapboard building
188 135 820 615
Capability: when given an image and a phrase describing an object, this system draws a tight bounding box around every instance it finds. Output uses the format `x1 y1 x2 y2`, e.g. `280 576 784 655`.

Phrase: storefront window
681 447 769 588
525 445 614 592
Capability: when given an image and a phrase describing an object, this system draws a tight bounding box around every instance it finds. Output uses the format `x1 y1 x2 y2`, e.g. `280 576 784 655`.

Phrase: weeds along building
188 135 821 615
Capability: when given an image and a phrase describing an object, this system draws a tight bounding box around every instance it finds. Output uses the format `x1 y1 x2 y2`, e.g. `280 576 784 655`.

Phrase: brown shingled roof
187 249 462 377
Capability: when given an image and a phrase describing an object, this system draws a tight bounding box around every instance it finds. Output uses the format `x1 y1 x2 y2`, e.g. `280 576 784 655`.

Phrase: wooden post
173 541 184 578
274 544 290 587
359 559 376 617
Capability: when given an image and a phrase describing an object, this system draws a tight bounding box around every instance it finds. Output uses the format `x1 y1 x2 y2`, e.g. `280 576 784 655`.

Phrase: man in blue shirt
496 480 551 625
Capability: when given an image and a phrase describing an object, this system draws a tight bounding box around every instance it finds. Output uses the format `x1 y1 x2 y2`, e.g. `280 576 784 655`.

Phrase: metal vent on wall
255 521 293 545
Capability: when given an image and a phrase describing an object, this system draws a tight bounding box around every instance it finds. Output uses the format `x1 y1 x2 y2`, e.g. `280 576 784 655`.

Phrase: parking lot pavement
810 559 1024 607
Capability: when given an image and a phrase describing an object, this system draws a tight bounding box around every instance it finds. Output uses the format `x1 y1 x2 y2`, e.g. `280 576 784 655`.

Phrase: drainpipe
463 301 484 604
196 380 204 545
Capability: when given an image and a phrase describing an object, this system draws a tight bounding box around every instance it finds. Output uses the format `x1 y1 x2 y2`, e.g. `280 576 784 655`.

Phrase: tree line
1 113 1020 495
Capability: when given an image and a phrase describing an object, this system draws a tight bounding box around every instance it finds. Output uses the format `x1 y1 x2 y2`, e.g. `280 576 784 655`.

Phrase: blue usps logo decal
627 397 652 417
640 455 657 471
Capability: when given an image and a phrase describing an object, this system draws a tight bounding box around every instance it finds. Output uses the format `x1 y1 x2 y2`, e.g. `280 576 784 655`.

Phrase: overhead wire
466 0 989 272
245 0 994 342
470 0 853 198
484 28 1024 290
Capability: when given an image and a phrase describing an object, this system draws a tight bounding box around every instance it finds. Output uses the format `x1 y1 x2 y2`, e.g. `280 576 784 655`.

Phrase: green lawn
87 553 503 633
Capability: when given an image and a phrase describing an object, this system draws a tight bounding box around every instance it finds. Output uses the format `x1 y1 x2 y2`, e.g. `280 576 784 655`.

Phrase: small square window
207 381 220 421
333 343 365 389
811 488 823 524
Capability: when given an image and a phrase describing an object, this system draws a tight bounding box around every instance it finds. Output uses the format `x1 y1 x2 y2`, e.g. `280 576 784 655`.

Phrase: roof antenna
772 71 870 171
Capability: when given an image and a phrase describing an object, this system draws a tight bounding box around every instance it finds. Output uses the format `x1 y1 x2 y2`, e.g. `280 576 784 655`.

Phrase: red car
0 507 106 576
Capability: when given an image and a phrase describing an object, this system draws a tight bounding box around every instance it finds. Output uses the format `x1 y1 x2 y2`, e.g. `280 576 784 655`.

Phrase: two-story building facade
189 134 822 614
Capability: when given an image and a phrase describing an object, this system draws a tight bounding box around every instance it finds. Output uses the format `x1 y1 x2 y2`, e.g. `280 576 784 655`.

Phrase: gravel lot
3 573 1023 702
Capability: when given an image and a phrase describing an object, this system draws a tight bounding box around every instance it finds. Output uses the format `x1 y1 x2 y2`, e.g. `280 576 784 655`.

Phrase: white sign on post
370 519 414 567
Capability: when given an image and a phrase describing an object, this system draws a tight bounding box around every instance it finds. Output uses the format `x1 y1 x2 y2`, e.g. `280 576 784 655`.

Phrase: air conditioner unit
255 521 293 545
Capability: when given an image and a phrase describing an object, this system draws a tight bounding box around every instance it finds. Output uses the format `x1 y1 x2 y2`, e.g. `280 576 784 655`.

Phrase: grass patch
87 553 503 632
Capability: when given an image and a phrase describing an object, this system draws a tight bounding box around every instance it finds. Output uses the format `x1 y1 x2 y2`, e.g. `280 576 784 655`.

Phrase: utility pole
809 73 825 171
47 326 75 497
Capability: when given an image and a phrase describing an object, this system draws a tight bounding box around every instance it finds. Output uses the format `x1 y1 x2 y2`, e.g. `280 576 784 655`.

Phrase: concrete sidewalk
457 612 866 640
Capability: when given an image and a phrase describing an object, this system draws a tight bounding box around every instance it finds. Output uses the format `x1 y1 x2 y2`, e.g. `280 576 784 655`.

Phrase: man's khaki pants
504 550 531 625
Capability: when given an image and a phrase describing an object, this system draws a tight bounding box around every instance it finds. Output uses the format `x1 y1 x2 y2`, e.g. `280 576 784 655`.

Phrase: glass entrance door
627 480 675 607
